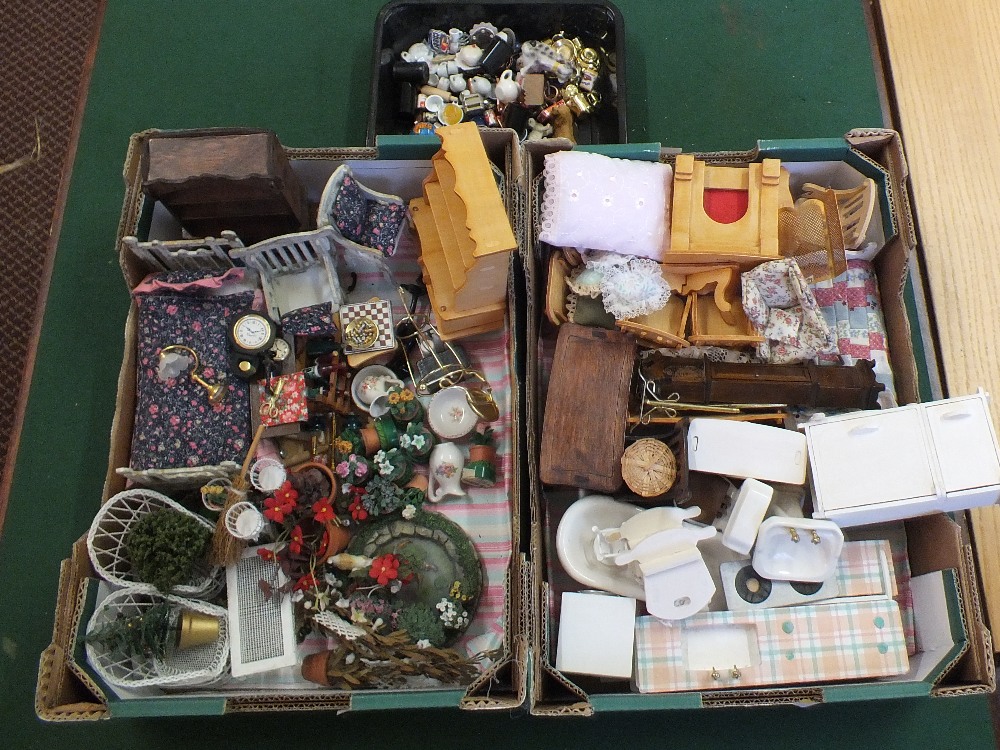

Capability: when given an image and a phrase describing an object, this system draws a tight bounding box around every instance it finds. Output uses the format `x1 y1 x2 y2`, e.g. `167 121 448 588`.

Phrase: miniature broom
209 423 267 567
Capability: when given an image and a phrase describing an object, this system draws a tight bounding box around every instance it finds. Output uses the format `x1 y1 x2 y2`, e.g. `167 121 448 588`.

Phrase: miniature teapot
494 69 520 103
427 442 466 503
456 43 483 69
402 41 432 63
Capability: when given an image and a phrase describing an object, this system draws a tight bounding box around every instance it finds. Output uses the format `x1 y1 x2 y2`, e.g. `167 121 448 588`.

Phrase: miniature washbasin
751 516 844 582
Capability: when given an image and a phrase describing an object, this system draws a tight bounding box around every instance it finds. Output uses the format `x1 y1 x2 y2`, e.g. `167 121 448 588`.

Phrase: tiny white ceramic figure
427 442 467 503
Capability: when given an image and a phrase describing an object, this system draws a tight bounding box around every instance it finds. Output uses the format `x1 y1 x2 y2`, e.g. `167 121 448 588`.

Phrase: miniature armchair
318 164 408 257
741 258 837 364
229 226 344 336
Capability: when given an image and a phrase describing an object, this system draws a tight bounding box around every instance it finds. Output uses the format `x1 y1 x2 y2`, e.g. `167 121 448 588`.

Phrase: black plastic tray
368 0 627 145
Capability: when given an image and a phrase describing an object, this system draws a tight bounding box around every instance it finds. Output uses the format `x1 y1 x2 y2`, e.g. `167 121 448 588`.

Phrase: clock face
232 313 273 351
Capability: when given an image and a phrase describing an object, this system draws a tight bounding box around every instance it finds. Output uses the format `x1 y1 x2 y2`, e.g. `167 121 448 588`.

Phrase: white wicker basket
87 489 223 598
85 587 230 689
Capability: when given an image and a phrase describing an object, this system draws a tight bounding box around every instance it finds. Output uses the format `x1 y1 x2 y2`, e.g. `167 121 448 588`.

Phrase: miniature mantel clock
227 311 285 379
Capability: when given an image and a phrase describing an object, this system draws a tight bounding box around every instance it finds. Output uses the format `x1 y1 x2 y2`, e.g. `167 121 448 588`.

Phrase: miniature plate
427 385 478 440
346 510 483 644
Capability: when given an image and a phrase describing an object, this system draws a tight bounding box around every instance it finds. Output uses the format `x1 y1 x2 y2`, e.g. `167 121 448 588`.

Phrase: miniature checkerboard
338 299 396 354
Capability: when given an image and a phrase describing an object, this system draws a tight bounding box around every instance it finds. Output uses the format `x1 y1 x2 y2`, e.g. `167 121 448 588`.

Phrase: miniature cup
494 69 520 103
448 28 464 51
438 102 464 126
448 73 467 93
424 93 445 113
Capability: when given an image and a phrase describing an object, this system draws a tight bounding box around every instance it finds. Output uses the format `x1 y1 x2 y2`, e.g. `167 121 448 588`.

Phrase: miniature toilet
594 506 718 620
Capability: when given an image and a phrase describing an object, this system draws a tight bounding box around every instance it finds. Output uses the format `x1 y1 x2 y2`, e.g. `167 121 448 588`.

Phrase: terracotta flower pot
300 649 333 686
468 444 496 464
360 426 381 456
318 520 351 559
405 473 429 493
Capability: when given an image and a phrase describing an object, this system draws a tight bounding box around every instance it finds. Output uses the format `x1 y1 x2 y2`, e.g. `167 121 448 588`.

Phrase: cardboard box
523 131 995 714
35 129 529 720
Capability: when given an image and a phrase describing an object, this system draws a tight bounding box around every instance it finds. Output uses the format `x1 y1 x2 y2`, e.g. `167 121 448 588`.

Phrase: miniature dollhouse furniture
410 122 516 340
681 265 763 347
122 231 242 274
665 154 793 266
317 163 407 257
229 226 344 326
804 389 1000 527
139 128 311 245
801 177 877 250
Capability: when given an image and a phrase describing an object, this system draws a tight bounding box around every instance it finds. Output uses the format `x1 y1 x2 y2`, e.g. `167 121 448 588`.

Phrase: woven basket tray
621 438 677 498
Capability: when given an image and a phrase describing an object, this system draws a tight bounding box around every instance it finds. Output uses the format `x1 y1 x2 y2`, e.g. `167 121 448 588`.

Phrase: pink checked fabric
742 258 837 364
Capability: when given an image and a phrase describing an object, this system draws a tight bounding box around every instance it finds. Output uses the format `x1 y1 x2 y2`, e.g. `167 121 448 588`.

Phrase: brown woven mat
0 0 105 529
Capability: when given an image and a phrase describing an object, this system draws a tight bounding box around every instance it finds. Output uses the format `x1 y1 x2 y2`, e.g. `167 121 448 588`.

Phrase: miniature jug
469 75 494 97
494 69 520 103
357 373 404 406
427 442 467 503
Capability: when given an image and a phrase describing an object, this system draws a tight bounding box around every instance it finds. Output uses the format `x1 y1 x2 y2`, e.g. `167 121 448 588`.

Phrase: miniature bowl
427 385 479 440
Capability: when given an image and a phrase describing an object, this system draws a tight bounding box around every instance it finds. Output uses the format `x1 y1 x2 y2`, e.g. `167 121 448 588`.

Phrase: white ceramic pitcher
427 442 466 503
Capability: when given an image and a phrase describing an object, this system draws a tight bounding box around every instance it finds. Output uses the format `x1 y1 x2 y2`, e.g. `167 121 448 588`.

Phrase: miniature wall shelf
410 122 517 340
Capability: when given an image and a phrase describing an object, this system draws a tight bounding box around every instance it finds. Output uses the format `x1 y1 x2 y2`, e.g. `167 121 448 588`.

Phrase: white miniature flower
416 639 431 649
335 597 351 609
402 504 417 520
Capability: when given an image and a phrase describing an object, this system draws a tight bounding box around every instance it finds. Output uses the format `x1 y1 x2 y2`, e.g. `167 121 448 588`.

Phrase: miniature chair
800 178 877 250
229 227 344 330
317 163 407 257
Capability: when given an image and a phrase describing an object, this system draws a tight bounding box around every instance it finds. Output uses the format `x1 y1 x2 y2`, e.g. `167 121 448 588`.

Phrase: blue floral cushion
280 302 336 336
333 175 366 241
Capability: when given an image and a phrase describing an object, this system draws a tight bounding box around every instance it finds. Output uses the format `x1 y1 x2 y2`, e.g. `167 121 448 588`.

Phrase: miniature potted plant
463 426 498 488
387 385 423 424
356 474 407 518
359 415 400 455
126 508 213 593
373 447 414 485
399 420 435 463
334 453 372 487
86 601 221 660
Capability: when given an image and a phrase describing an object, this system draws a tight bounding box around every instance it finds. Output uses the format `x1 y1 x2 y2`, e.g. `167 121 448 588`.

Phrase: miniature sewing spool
621 438 677 497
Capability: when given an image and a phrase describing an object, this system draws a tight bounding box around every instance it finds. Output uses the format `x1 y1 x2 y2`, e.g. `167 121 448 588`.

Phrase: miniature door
666 154 792 266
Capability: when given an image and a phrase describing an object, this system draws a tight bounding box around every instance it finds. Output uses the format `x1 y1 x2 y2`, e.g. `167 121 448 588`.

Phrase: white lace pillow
539 150 672 260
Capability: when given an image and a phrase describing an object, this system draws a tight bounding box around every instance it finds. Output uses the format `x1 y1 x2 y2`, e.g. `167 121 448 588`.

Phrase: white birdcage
86 488 223 599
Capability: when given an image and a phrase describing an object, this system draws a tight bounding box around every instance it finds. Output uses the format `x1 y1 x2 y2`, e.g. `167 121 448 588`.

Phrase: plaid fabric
811 259 895 400
836 539 896 597
634 598 908 693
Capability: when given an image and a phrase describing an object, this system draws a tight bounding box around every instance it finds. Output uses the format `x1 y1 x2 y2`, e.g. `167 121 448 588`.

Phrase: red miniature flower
256 547 275 562
369 554 400 586
273 480 299 507
312 498 335 523
348 495 368 521
293 573 318 592
289 525 304 555
263 496 289 523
